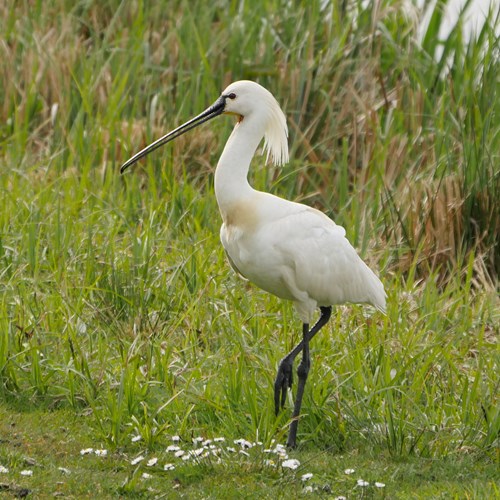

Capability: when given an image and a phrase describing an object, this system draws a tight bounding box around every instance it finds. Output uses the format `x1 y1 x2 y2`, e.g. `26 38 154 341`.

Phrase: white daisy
282 458 300 470
130 455 144 465
234 438 252 449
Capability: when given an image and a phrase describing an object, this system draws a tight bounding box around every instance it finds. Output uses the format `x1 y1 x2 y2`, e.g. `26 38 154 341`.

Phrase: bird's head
120 80 288 173
220 80 289 166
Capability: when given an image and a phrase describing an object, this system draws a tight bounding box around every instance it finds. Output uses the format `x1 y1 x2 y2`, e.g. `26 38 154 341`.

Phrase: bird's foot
274 358 293 415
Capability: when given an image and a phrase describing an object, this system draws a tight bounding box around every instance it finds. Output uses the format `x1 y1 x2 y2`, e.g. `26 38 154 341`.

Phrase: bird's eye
227 92 236 100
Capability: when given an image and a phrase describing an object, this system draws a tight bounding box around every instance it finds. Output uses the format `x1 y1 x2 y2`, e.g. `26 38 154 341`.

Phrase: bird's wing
262 206 386 312
223 247 248 281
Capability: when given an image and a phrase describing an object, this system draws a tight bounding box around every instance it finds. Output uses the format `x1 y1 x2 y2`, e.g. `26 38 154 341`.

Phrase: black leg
285 306 331 448
286 322 310 448
274 354 296 415
274 306 332 415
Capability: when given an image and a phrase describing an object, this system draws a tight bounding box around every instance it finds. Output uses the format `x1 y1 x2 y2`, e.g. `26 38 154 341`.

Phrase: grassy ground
1 0 499 498
1 404 498 498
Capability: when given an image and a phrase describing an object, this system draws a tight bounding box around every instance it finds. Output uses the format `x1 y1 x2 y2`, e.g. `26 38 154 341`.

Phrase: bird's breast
219 218 298 302
219 199 260 277
220 199 259 235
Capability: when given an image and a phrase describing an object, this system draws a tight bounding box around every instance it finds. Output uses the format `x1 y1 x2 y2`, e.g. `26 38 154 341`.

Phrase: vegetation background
0 0 498 497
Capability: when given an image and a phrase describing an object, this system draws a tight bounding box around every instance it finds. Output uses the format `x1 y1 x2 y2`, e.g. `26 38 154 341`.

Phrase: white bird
120 80 386 448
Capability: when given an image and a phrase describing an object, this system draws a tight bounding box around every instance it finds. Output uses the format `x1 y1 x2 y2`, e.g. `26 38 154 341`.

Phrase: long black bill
120 95 226 174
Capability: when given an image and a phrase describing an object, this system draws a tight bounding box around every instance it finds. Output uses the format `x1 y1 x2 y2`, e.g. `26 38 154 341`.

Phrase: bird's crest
262 91 289 167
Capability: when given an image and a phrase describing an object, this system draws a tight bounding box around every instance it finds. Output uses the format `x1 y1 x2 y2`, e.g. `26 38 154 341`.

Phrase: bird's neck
214 117 264 213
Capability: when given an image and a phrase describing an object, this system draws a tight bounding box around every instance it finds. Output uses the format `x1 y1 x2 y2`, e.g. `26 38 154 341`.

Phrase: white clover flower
131 455 144 465
0 465 9 473
301 473 313 481
375 482 386 488
20 470 33 476
94 449 107 457
357 479 369 487
146 457 158 467
80 448 94 455
166 445 180 452
344 468 355 475
282 458 300 470
164 463 175 471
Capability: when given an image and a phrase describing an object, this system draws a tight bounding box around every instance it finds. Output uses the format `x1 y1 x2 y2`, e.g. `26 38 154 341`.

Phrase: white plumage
120 80 386 449
219 190 386 323
214 81 385 322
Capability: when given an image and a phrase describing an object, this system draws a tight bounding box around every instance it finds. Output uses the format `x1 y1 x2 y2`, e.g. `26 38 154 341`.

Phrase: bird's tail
364 263 387 314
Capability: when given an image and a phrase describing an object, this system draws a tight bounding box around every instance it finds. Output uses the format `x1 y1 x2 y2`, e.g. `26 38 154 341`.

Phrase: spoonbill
120 80 386 448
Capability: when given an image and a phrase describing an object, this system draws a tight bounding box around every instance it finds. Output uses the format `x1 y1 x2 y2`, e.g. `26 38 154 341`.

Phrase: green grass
1 405 499 498
0 0 499 497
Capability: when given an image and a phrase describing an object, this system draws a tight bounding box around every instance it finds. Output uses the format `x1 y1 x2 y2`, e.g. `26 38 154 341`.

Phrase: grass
0 0 499 497
1 405 499 498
